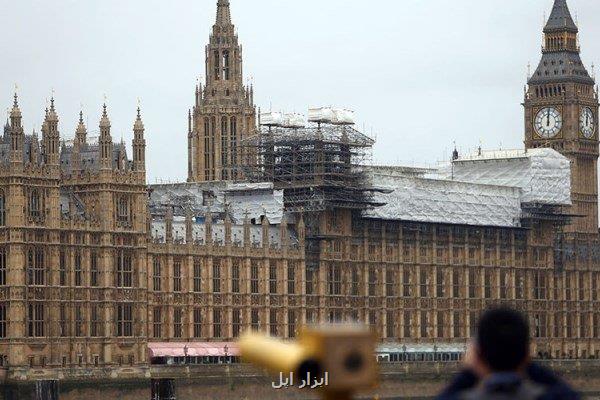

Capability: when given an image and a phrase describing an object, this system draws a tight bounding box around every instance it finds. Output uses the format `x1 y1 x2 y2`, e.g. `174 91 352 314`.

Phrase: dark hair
476 307 530 372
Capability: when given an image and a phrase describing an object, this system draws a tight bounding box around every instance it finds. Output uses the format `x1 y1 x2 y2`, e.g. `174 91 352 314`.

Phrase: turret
262 214 270 248
29 130 40 165
132 106 146 172
9 92 24 164
71 134 82 173
185 209 193 244
75 110 87 145
205 208 213 246
165 206 173 244
243 211 250 247
280 214 288 248
297 213 306 245
43 97 60 166
99 104 113 170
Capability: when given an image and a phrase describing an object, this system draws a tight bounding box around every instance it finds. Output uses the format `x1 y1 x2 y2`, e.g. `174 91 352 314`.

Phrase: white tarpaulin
308 107 355 125
260 112 284 126
437 148 571 206
366 170 522 227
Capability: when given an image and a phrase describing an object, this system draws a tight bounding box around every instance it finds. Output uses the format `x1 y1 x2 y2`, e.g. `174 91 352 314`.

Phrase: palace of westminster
0 0 600 380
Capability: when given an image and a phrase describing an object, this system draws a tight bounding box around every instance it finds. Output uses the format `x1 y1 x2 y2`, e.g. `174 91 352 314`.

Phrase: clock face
580 107 595 139
534 107 562 139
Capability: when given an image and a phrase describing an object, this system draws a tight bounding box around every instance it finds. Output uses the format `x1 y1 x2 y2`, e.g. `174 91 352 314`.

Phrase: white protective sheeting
438 148 571 206
260 112 284 126
308 107 335 123
366 168 522 227
149 181 285 224
281 113 306 128
330 109 355 125
308 107 355 125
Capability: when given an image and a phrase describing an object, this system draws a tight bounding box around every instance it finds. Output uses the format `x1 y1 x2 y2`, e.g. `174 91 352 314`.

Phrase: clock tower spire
524 0 599 234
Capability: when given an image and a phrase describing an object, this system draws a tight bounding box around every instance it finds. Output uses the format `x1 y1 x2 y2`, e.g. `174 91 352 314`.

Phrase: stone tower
188 0 256 182
524 0 599 234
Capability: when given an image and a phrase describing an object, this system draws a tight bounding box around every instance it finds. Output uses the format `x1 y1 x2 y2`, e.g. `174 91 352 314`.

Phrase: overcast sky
0 0 599 182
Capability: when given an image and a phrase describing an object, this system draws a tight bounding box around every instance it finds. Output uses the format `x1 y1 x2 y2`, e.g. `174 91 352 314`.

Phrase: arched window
0 189 5 226
230 117 237 167
0 247 6 286
221 117 229 180
28 188 41 220
213 50 220 81
115 250 133 288
116 195 130 225
27 247 45 286
222 50 230 80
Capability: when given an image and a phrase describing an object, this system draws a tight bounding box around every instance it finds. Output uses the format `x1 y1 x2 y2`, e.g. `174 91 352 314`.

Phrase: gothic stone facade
0 0 599 382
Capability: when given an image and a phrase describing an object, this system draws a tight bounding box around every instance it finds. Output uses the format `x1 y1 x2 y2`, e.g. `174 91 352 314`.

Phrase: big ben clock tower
524 0 599 234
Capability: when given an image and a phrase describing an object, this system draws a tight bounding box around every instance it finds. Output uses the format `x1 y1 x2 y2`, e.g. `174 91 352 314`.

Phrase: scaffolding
241 123 379 212
520 202 575 272
241 122 381 267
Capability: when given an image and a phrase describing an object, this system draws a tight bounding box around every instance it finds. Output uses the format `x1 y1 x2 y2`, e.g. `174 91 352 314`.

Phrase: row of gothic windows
22 247 134 288
150 258 298 295
535 85 565 98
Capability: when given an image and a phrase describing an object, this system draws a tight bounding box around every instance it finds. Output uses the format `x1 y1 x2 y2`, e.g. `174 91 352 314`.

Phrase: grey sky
0 0 598 182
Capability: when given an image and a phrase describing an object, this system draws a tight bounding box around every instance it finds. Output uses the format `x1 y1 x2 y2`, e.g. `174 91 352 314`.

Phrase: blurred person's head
475 307 530 373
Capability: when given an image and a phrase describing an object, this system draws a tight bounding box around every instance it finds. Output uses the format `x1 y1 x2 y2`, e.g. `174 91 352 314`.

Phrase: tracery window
153 307 162 339
0 303 6 338
193 308 202 338
28 303 44 337
287 263 295 295
0 247 6 286
152 258 161 291
232 261 240 293
116 195 131 225
90 251 99 287
91 304 101 337
74 249 83 287
115 250 133 288
193 258 202 292
27 247 45 286
230 117 237 166
27 188 43 221
116 303 133 337
173 259 182 292
232 308 241 338
269 263 278 294
173 308 183 338
75 305 84 337
213 309 222 338
0 189 5 226
222 50 230 80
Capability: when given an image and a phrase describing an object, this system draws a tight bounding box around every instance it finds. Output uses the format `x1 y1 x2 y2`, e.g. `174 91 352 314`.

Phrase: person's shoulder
434 370 479 400
526 363 581 400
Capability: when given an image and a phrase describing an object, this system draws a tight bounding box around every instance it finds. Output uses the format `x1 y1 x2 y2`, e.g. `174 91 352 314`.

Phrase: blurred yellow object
238 324 379 400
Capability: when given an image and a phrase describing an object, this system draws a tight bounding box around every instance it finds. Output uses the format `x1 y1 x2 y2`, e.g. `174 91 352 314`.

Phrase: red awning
148 342 239 358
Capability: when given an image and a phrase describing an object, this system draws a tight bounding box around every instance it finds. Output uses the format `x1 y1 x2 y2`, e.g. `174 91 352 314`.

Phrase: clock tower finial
524 0 599 234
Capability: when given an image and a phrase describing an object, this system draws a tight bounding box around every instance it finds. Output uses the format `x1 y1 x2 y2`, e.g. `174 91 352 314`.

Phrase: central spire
544 0 578 33
216 0 231 26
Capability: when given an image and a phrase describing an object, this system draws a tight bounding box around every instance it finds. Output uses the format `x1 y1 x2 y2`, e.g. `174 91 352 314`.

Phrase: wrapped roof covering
149 181 285 224
308 107 355 125
365 148 571 227
366 167 522 227
438 148 571 206
261 112 306 128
